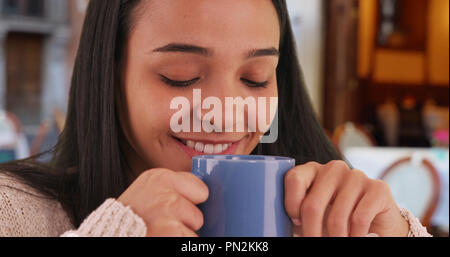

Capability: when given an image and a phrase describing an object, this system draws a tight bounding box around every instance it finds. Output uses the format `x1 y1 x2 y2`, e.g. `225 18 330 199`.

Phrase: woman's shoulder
0 172 46 197
0 172 74 236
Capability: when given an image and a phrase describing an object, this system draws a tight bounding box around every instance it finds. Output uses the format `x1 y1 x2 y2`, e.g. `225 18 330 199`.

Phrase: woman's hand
118 168 209 237
284 160 409 237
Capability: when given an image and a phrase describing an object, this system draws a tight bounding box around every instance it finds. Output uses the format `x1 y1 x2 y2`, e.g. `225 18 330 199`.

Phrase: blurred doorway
5 32 44 127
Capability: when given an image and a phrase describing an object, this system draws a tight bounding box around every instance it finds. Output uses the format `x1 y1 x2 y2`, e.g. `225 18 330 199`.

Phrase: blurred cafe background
0 0 448 236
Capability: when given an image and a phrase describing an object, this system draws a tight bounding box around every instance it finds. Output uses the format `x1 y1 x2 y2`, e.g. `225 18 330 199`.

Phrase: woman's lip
171 135 244 145
173 136 243 158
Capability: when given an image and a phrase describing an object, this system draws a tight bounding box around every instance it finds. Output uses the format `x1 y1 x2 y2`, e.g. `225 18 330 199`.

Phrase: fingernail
291 218 302 226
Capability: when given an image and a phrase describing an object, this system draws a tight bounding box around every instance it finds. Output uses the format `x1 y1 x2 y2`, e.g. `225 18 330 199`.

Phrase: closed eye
160 74 268 88
159 74 199 87
241 78 269 88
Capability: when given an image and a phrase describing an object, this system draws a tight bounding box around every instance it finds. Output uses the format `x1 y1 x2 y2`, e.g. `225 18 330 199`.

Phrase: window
2 0 44 17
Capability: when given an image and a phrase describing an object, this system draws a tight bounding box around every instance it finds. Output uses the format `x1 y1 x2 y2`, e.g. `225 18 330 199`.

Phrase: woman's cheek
124 84 170 144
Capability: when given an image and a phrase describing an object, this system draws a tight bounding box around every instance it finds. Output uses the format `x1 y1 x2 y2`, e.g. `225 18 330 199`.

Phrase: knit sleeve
398 207 433 237
61 198 147 237
366 207 433 237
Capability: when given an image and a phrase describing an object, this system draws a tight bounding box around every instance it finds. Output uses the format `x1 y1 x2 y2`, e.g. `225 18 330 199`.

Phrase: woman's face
119 0 280 175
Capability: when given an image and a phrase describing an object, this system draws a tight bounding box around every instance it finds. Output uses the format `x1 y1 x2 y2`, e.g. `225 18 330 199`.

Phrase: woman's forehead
129 0 280 55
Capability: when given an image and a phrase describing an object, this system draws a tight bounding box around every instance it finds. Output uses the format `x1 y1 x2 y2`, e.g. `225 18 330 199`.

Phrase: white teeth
213 144 223 154
182 139 233 154
194 142 204 152
186 140 195 148
204 144 214 154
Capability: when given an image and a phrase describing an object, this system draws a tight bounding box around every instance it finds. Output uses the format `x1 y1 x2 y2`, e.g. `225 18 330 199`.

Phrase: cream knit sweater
0 173 431 237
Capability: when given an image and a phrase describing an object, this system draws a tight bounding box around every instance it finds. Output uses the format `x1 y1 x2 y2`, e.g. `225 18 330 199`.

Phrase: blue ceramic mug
191 155 295 237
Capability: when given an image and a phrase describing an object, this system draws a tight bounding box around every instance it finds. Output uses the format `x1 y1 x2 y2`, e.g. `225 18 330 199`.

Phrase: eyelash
160 75 268 88
160 75 199 87
240 78 269 88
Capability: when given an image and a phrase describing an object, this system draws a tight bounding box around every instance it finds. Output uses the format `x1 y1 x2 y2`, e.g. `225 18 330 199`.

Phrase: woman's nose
193 102 231 132
193 81 248 133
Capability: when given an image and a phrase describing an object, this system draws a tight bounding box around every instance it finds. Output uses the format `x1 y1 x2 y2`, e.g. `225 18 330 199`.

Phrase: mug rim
192 154 295 163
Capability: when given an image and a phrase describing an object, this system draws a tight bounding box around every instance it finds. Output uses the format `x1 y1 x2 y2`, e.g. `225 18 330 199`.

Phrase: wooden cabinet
358 0 449 88
323 0 448 147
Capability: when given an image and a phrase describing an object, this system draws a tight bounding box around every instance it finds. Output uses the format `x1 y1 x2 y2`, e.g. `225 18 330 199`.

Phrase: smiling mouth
172 136 245 155
174 137 232 154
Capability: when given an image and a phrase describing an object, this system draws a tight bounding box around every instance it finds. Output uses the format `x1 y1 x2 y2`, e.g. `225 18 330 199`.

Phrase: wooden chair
379 156 441 228
29 108 66 156
0 111 23 135
29 119 52 156
332 122 377 153
53 108 66 133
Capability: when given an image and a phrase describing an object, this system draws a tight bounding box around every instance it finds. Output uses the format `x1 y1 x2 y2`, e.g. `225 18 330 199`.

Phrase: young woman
0 0 430 237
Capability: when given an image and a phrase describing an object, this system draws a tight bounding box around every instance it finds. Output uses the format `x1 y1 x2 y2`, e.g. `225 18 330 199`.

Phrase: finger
326 170 367 237
350 184 386 237
172 172 209 204
301 160 348 237
293 224 303 237
284 162 320 220
164 193 205 231
147 218 198 237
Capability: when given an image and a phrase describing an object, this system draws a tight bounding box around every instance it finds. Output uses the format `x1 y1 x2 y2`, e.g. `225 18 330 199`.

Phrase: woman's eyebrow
153 43 211 56
247 47 279 59
152 43 279 59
